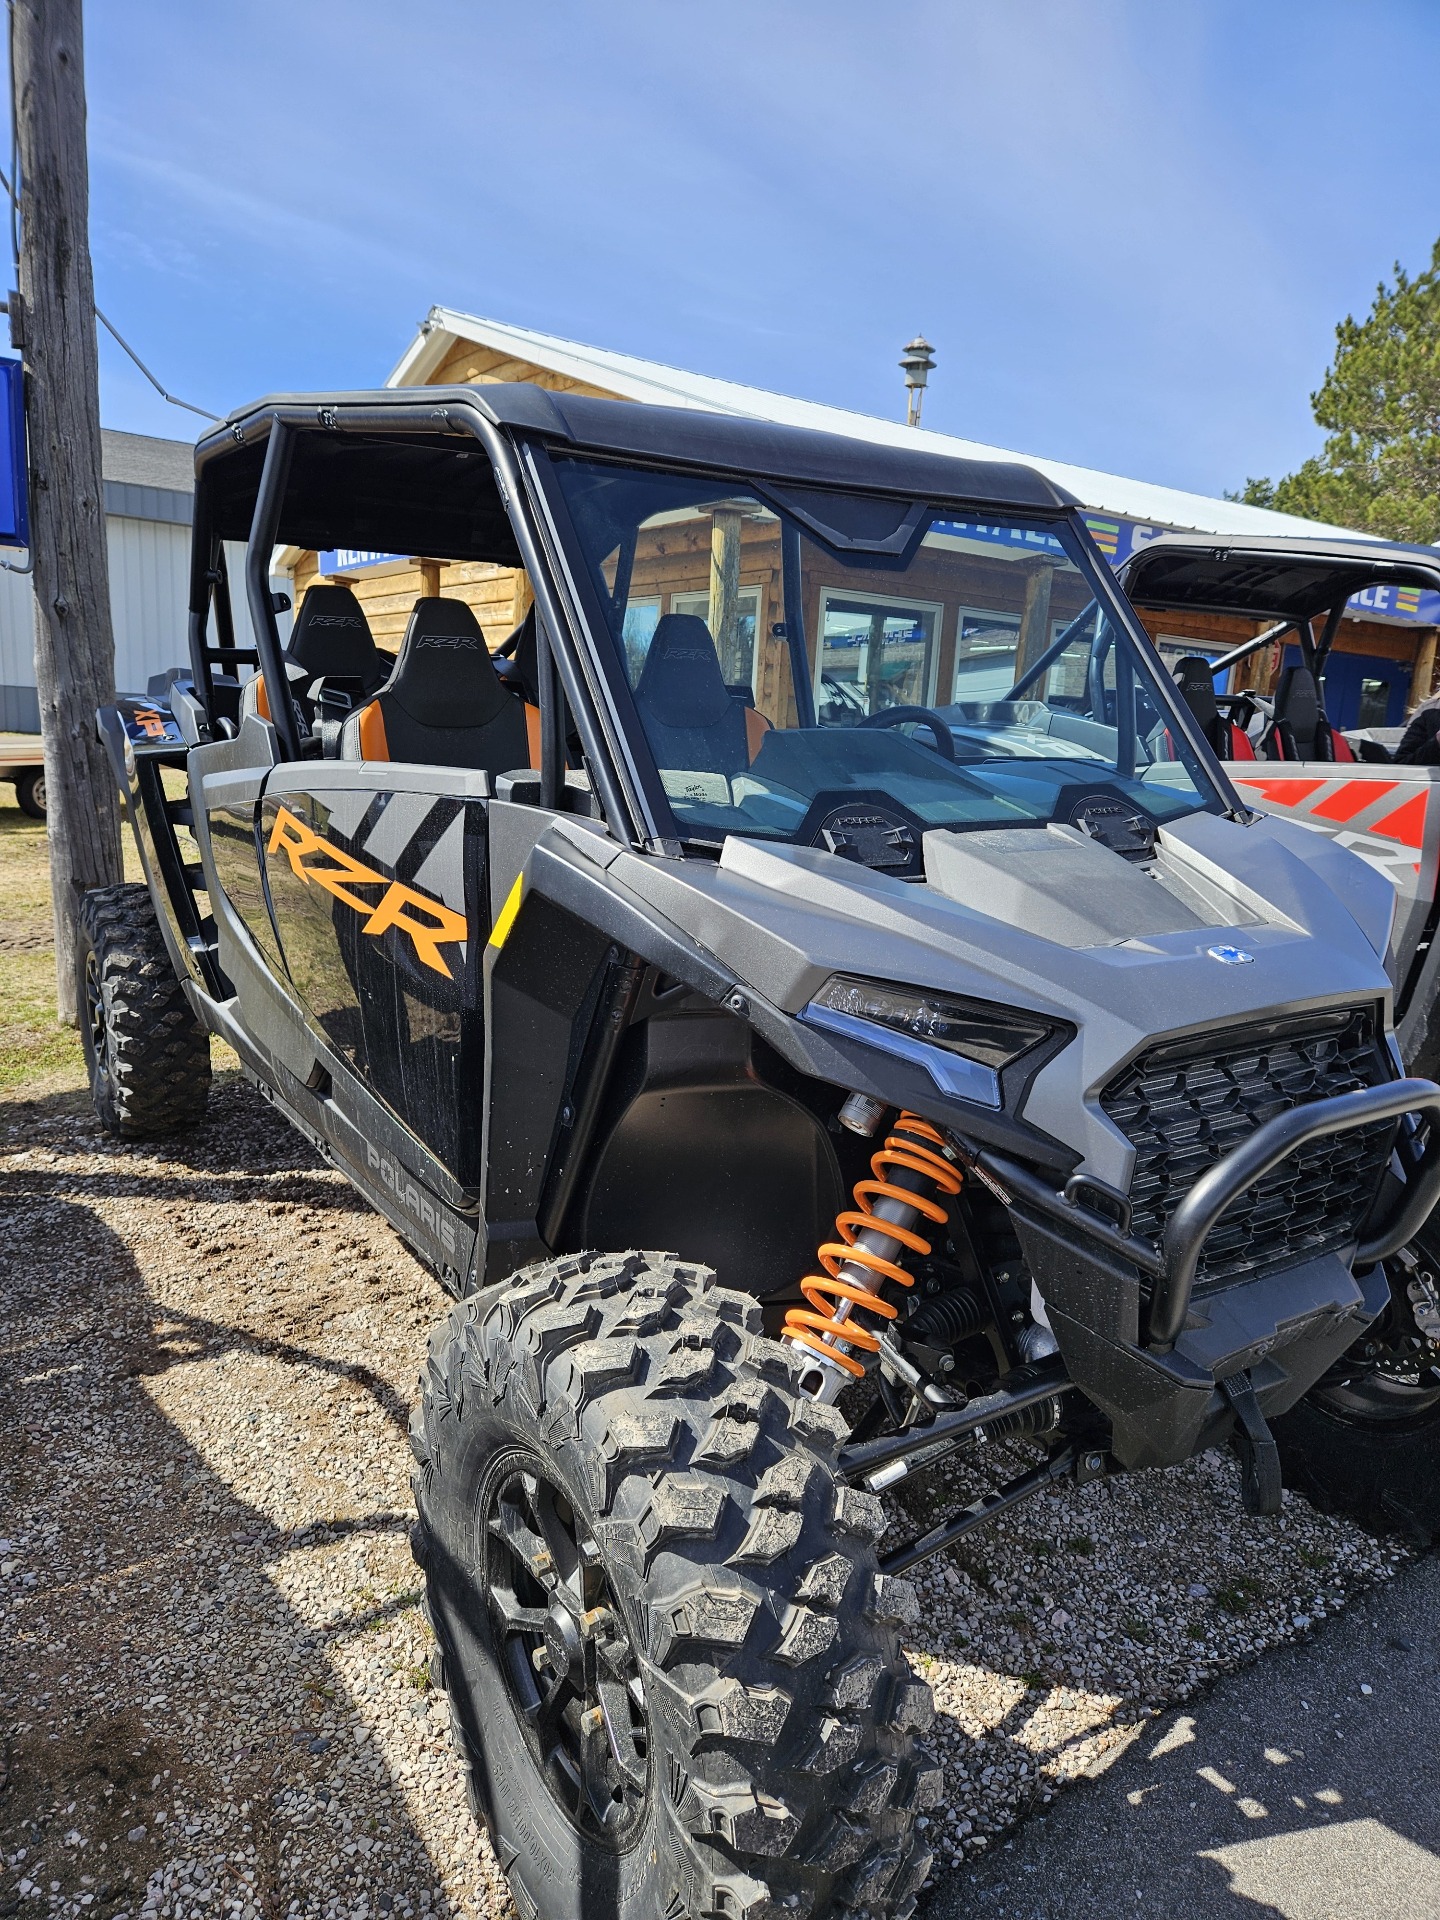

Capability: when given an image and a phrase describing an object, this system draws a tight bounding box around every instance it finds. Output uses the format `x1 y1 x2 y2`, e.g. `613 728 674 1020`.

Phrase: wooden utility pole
13 0 121 1025
1013 560 1055 685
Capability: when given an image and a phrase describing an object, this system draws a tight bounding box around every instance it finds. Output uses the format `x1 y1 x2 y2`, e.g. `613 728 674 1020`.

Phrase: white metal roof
390 307 1368 544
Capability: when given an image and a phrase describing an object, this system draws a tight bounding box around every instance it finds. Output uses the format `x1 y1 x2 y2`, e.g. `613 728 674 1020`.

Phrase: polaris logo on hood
1207 944 1255 965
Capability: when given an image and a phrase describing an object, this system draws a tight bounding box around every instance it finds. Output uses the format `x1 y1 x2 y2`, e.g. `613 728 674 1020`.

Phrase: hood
597 808 1396 1189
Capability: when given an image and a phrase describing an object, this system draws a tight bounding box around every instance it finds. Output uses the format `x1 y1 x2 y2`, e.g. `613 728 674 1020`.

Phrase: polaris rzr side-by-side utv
85 387 1440 1920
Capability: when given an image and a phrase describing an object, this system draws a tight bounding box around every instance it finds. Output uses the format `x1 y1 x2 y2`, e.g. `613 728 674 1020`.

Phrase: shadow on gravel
0 1133 470 1916
130 1303 415 1436
933 1558 1440 1920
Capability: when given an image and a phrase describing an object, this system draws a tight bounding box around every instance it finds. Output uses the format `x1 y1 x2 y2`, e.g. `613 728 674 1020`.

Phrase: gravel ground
0 1076 1413 1919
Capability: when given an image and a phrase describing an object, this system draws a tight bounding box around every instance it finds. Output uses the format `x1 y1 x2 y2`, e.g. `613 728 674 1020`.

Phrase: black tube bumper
974 1076 1440 1471
1151 1077 1440 1348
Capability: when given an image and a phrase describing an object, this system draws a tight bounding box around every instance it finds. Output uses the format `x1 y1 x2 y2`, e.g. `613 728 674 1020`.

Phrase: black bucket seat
1262 664 1354 762
632 613 751 775
1172 655 1254 760
241 584 387 731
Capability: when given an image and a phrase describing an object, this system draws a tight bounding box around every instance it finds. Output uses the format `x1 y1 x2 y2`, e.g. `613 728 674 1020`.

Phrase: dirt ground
0 792 1415 1919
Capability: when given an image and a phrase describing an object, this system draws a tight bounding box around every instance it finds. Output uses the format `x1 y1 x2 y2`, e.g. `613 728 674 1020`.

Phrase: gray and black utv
85 386 1440 1920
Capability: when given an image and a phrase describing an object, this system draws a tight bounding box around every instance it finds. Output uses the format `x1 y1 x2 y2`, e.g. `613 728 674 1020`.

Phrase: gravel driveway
0 1077 1412 1920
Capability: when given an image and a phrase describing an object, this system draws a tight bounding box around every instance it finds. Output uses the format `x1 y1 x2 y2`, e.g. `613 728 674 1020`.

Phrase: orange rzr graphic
130 705 171 740
266 805 468 978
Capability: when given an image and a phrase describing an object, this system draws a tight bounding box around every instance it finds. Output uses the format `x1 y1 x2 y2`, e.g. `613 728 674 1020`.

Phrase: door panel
259 763 494 1187
204 767 288 976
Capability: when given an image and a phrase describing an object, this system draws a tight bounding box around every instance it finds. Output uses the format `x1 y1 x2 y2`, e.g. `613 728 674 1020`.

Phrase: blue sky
73 0 1440 500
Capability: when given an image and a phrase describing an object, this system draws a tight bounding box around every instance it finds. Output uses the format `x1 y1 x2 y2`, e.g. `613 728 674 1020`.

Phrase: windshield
547 458 1221 853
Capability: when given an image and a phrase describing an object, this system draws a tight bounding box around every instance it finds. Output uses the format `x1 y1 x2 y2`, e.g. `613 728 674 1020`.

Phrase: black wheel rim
84 949 109 1084
1309 1356 1440 1427
481 1455 650 1845
1309 1277 1440 1428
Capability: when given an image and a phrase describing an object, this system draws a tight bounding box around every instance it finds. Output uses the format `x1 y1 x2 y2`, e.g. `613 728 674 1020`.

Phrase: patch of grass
1299 1547 1333 1570
1123 1616 1152 1644
0 790 236 1109
1186 1620 1208 1640
1214 1574 1267 1615
0 797 59 939
0 947 84 1097
0 797 96 1103
1064 1535 1095 1556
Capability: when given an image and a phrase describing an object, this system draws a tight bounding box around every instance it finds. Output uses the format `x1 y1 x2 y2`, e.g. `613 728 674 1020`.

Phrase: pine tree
1240 240 1440 543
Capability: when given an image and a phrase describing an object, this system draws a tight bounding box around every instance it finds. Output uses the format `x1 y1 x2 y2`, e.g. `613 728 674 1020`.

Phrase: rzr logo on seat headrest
416 634 480 650
267 805 468 977
306 614 366 629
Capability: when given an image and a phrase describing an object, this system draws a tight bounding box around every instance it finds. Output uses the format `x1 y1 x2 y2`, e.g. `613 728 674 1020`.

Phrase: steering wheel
855 704 956 761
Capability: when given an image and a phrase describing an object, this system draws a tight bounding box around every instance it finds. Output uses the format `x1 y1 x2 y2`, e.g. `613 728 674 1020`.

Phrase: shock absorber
783 1111 963 1402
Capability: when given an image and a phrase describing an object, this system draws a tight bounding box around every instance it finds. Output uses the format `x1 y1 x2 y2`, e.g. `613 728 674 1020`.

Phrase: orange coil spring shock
783 1112 963 1380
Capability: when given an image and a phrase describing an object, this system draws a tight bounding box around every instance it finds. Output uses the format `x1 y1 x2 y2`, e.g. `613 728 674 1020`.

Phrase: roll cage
188 388 1244 851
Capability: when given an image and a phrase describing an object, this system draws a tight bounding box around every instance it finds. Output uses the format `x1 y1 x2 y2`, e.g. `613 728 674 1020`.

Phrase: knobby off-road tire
1275 1248 1440 1546
77 884 210 1138
409 1251 940 1920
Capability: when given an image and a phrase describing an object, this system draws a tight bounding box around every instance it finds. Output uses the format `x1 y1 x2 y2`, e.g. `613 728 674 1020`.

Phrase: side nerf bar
974 1076 1440 1355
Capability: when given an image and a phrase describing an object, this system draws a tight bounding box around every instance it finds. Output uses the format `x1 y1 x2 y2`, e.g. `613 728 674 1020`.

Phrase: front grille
1100 1007 1392 1285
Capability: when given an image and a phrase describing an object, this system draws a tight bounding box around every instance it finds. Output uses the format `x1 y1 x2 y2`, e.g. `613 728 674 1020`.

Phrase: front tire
77 884 211 1137
409 1251 939 1920
1275 1233 1440 1543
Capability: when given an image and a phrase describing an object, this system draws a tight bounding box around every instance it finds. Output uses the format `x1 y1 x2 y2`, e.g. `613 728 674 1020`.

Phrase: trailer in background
0 730 43 814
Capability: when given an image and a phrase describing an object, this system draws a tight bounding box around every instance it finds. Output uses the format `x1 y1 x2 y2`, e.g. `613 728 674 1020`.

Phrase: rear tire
409 1250 939 1920
77 884 210 1137
15 766 45 817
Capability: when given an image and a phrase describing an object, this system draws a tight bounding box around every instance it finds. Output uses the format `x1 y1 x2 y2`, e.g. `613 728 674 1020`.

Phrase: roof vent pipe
900 335 936 427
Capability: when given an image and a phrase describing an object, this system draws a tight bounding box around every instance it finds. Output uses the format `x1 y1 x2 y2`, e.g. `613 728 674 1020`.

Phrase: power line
92 304 218 421
0 151 219 423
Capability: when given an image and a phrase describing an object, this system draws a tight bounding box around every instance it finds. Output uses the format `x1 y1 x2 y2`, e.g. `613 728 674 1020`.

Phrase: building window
1357 676 1392 728
952 609 1021 702
951 607 1078 703
816 591 942 722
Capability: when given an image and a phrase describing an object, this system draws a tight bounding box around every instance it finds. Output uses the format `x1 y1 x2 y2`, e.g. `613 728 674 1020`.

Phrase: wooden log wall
289 551 534 655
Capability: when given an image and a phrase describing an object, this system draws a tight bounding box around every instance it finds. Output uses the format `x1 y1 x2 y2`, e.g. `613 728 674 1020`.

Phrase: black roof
1121 531 1440 623
199 383 1077 524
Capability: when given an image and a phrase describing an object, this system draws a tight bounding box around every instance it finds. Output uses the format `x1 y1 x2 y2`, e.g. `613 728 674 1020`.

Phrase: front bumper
975 1077 1440 1470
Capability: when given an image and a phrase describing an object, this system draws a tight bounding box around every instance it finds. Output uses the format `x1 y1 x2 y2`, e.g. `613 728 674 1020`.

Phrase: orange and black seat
241 584 387 730
339 597 530 771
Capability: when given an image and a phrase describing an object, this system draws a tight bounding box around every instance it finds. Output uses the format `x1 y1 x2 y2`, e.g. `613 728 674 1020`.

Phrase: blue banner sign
318 548 404 573
0 358 28 548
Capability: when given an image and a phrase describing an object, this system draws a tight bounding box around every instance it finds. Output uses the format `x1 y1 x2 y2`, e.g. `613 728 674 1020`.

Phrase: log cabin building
274 312 1439 734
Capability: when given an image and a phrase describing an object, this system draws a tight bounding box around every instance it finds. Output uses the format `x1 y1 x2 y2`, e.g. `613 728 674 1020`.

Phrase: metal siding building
0 428 234 732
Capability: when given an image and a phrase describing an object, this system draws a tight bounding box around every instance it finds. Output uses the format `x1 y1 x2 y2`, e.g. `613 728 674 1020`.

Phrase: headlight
802 974 1055 1108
